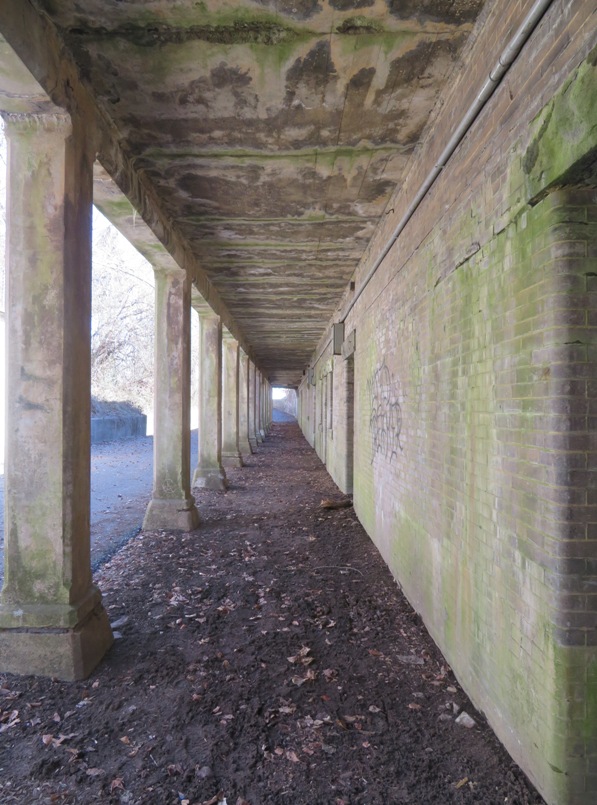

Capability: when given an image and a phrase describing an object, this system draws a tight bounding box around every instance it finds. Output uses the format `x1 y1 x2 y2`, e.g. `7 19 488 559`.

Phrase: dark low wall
91 414 147 444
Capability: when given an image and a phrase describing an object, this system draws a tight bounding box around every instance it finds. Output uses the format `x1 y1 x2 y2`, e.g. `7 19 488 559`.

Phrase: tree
91 209 154 412
0 129 170 418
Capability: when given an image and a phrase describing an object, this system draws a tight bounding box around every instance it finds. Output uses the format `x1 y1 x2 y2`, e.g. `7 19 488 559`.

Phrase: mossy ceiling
31 0 485 384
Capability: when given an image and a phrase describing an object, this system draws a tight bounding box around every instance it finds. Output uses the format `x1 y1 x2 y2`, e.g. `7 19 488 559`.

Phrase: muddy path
0 423 544 804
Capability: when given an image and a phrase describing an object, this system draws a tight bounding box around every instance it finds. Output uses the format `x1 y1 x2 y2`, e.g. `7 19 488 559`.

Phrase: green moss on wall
523 46 597 201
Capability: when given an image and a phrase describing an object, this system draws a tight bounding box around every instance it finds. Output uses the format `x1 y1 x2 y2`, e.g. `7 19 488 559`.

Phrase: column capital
152 263 187 281
194 305 219 320
1 110 71 137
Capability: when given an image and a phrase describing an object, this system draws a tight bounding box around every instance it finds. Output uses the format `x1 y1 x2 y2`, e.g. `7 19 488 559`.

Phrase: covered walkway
0 423 542 804
1 2 596 800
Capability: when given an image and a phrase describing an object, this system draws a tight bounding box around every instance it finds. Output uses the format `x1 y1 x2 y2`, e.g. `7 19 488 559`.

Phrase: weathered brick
302 10 597 804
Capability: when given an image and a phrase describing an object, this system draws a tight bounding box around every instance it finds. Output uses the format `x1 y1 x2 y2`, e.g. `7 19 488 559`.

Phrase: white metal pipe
338 0 556 325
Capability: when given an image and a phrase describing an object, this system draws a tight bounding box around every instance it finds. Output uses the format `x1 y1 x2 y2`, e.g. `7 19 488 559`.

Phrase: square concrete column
248 360 258 452
254 366 264 444
0 112 113 680
143 267 199 531
192 307 227 490
221 330 243 468
259 374 267 439
266 381 272 432
238 349 253 460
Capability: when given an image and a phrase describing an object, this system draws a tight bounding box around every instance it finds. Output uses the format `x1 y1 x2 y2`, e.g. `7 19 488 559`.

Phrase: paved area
0 415 295 583
0 431 198 583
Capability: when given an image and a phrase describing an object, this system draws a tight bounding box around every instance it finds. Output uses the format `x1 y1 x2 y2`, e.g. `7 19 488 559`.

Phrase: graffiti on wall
368 363 403 463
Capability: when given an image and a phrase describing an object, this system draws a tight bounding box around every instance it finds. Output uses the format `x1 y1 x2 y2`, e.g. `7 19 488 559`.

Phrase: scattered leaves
0 709 20 732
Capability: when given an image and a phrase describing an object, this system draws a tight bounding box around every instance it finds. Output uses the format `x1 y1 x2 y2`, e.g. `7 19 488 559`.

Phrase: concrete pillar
0 112 113 680
192 307 227 490
143 267 199 531
260 375 267 439
238 349 253 460
221 330 243 468
266 382 272 431
256 369 265 442
248 361 258 451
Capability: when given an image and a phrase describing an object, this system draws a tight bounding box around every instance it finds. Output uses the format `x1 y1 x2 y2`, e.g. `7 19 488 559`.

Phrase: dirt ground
0 423 546 805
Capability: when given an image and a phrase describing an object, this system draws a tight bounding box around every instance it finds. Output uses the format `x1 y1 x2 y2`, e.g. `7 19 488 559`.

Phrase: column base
259 429 266 439
193 466 228 490
222 452 243 468
240 440 253 459
0 602 113 681
143 497 200 531
249 436 258 451
0 584 104 629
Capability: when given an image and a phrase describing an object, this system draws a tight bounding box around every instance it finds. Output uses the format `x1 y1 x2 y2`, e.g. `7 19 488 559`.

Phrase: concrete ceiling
29 0 484 385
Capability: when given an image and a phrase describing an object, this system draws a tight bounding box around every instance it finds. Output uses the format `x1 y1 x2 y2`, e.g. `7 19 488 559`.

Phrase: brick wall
301 3 597 802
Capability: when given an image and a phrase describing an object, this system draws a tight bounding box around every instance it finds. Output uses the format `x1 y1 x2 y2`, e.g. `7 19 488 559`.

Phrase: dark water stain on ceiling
31 0 487 383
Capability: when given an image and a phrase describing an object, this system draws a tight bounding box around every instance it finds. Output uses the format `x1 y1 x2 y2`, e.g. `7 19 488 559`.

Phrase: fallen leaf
408 703 422 711
320 498 352 509
86 767 104 777
455 777 469 789
110 777 125 792
343 715 364 723
396 655 425 666
291 669 316 686
285 749 300 763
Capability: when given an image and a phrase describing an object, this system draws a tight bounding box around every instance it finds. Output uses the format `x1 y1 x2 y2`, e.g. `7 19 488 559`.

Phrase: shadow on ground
0 423 544 804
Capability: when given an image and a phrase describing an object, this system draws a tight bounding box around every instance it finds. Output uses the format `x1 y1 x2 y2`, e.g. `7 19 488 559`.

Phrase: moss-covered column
192 307 227 490
256 369 265 442
221 330 243 468
143 267 199 531
0 112 113 680
248 360 258 452
263 378 272 436
238 349 253 460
